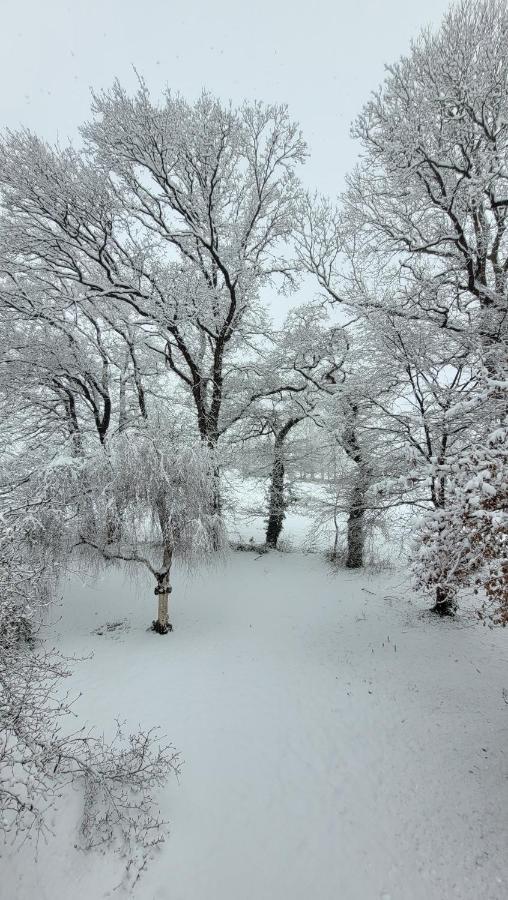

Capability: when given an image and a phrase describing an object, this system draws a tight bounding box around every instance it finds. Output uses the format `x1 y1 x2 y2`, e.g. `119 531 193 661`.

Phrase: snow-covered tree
0 86 306 454
344 0 508 611
77 426 224 633
297 1 508 607
0 459 179 879
347 0 508 373
0 278 158 455
229 303 346 549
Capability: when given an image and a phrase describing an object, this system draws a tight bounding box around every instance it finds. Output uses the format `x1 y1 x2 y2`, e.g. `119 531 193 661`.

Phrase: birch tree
78 428 224 634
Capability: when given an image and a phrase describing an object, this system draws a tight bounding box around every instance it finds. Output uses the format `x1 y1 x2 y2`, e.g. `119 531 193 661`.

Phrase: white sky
1 0 450 195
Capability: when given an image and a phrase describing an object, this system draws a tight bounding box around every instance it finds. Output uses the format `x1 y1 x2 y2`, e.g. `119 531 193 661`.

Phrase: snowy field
3 478 508 900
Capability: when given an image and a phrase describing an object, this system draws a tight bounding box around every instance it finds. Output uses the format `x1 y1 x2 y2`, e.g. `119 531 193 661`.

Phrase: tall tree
0 86 306 452
348 0 508 379
298 1 508 608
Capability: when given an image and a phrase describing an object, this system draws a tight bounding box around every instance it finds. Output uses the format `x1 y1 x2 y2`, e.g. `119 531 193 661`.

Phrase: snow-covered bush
414 423 508 622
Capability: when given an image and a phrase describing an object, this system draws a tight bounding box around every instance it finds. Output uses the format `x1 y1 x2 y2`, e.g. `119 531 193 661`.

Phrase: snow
3 483 508 900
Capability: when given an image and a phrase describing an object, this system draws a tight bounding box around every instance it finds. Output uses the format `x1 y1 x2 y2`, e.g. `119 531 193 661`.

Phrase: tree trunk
265 418 301 549
266 450 285 549
209 457 223 551
430 585 457 617
152 495 174 633
152 542 173 634
118 351 129 433
342 402 370 570
105 502 121 545
331 500 340 562
197 417 223 549
345 480 366 569
63 389 82 454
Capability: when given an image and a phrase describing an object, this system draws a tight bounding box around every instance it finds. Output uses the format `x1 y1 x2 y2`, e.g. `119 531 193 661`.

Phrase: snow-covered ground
3 479 508 900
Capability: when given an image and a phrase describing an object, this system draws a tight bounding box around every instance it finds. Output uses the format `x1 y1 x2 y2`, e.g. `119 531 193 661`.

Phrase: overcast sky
2 0 450 196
